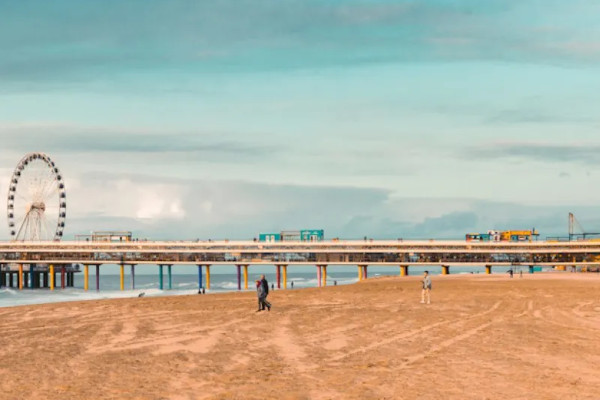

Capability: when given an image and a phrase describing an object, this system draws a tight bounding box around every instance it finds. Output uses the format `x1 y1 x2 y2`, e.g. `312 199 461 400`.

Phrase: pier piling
61 266 66 289
206 265 211 290
131 265 136 290
442 265 450 275
236 265 241 291
197 265 203 290
283 265 288 289
49 265 54 290
317 265 322 287
276 265 281 289
159 265 164 290
95 265 100 291
400 265 409 276
168 265 172 290
84 265 89 291
485 265 492 275
120 264 124 291
321 265 328 286
18 264 23 290
243 265 248 290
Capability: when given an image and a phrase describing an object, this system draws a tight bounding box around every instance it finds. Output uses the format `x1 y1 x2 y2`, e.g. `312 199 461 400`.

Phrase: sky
1 0 600 241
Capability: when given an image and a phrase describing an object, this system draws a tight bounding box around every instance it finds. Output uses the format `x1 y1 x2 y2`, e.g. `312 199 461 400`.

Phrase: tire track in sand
331 300 503 362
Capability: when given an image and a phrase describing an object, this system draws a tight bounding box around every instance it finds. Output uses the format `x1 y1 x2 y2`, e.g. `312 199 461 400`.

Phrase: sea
0 264 515 308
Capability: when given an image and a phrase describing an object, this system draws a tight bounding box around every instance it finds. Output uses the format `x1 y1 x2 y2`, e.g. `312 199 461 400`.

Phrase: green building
259 229 324 242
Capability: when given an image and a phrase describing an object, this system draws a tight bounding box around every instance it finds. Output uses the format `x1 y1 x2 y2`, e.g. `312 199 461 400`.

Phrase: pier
0 239 599 291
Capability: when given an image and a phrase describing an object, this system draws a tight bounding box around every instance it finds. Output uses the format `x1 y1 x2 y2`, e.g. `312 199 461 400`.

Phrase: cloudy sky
1 0 600 241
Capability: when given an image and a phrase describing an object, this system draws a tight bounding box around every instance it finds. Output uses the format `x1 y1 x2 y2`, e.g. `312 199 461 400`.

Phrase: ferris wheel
7 153 66 241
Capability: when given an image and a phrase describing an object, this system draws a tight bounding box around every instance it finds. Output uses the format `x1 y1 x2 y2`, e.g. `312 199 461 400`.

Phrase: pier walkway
0 239 598 291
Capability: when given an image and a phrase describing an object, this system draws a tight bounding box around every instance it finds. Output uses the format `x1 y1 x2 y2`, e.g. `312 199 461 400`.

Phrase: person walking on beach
255 280 265 311
421 271 431 304
260 274 269 298
256 275 271 312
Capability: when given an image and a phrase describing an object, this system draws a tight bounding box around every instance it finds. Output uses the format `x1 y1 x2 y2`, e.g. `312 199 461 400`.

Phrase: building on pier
75 231 133 242
259 229 324 242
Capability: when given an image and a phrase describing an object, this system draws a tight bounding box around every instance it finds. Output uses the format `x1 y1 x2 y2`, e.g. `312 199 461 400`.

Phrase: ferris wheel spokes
7 153 67 242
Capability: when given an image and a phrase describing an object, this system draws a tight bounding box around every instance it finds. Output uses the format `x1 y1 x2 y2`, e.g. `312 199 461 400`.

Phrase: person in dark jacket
260 275 269 296
257 275 271 311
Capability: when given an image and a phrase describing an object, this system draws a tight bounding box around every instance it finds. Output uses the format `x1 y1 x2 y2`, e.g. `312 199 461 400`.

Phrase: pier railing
0 239 598 266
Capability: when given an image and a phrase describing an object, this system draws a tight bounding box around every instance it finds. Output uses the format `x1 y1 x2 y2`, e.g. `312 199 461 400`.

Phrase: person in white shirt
421 271 432 304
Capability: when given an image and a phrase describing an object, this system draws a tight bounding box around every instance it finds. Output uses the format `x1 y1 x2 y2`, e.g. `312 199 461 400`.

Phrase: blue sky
1 0 600 240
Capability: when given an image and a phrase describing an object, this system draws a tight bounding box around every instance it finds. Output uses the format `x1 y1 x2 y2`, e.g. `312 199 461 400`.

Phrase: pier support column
43 272 48 288
18 264 23 290
276 265 281 289
197 265 203 290
485 265 492 275
10 272 14 288
400 265 409 276
159 265 164 290
358 265 363 281
96 265 100 291
168 265 172 290
84 265 89 291
0 270 5 288
206 265 211 290
131 265 136 290
363 265 368 279
120 264 124 291
24 272 29 289
317 265 322 287
236 265 241 291
61 266 66 289
322 265 328 286
442 265 450 275
282 265 288 289
29 266 35 289
49 265 55 290
529 265 534 274
243 265 248 290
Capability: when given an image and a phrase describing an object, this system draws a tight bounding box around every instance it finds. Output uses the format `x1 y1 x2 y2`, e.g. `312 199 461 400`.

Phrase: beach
1 273 599 399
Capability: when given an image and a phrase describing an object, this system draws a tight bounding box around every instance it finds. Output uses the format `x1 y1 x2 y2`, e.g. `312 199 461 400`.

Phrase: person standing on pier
421 271 431 304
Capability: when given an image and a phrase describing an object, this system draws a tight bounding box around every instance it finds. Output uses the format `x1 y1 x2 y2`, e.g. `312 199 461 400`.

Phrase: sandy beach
0 273 599 399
